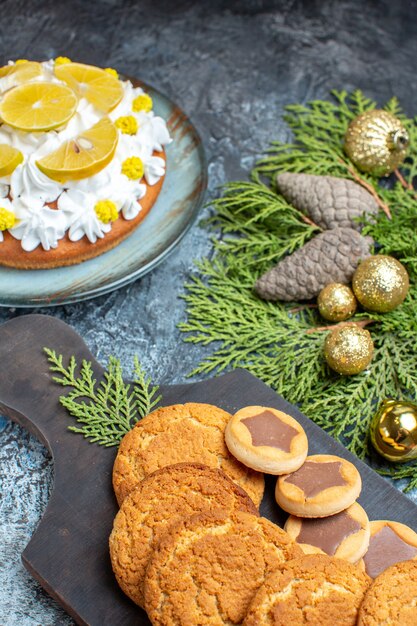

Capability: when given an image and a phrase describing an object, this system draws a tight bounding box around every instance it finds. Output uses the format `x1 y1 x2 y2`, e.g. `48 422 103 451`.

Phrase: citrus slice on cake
0 144 24 177
54 62 123 113
0 61 43 85
36 116 118 181
0 82 78 132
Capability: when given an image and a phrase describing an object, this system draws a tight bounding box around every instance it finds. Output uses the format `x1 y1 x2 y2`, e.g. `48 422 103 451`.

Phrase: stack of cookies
109 401 417 625
276 454 370 564
226 405 370 563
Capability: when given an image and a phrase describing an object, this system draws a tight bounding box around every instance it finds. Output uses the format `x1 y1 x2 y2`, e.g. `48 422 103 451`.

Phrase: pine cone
255 227 373 301
276 173 379 231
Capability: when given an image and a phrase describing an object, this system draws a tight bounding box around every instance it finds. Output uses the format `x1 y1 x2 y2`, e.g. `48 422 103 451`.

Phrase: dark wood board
0 313 416 625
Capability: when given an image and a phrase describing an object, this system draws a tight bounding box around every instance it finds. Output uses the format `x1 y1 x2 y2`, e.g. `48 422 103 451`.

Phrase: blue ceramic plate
0 81 207 307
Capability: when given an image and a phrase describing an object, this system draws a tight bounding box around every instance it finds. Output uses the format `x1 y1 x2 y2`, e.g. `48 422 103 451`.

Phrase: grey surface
1 0 417 624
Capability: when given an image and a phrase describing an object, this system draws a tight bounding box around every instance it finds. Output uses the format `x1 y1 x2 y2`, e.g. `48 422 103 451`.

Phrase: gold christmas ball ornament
324 325 374 375
370 399 417 462
317 283 357 322
344 110 409 177
352 255 409 313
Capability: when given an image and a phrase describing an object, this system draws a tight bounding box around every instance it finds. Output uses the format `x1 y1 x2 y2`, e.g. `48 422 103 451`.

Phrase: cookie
144 511 303 625
358 560 417 626
244 554 370 626
284 501 370 563
361 520 417 578
109 463 258 607
225 405 308 474
275 454 361 517
113 403 265 507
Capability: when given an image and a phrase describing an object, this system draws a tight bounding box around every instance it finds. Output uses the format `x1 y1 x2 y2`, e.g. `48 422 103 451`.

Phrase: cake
0 58 171 268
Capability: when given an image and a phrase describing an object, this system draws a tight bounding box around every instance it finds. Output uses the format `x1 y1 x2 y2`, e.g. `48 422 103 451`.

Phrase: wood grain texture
0 314 416 625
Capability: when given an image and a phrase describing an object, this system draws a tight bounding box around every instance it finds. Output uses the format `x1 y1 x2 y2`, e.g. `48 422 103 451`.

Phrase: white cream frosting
58 189 112 243
9 197 67 251
0 60 171 251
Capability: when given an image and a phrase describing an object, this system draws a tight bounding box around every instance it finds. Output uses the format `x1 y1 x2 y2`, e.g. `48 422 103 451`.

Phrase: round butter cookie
284 501 370 563
361 520 417 579
109 463 258 607
113 403 265 507
243 554 371 626
225 405 308 474
358 560 417 626
276 454 361 517
144 511 302 626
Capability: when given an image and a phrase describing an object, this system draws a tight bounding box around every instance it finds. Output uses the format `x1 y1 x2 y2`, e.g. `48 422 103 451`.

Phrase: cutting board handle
0 314 105 446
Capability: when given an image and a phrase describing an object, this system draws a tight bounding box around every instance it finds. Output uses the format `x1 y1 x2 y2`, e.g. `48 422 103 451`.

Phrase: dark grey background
1 1 417 623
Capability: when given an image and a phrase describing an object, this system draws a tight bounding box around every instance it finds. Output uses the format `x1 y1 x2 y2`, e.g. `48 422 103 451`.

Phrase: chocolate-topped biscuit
276 454 362 517
284 501 370 563
361 520 417 579
225 406 308 475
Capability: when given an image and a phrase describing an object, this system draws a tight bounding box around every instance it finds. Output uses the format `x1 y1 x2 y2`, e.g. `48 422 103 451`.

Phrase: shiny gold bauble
370 399 417 462
324 325 374 375
318 283 357 322
352 255 409 312
344 110 409 177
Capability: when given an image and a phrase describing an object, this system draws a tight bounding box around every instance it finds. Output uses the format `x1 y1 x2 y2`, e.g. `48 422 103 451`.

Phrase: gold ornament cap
318 283 357 322
352 255 409 312
324 324 374 376
370 399 417 462
344 109 409 177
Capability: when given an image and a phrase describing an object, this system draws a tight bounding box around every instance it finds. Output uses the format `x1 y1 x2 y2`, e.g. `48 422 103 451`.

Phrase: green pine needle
180 90 417 491
44 348 161 447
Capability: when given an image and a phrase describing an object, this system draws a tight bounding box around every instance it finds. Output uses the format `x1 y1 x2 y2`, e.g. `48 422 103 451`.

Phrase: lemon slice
0 144 23 177
0 61 43 97
0 82 78 132
0 61 42 84
36 117 118 181
54 62 123 113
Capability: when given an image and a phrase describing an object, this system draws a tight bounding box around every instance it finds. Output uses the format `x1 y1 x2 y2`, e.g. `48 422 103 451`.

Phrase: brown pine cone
255 227 373 301
276 173 379 231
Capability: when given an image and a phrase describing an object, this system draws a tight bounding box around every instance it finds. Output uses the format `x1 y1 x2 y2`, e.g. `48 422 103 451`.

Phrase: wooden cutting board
1 314 416 626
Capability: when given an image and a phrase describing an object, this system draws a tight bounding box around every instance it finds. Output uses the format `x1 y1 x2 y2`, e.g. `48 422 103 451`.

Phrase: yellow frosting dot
132 93 153 113
14 59 28 65
94 200 118 224
121 156 144 180
54 56 72 65
104 67 118 78
115 115 138 135
0 207 16 230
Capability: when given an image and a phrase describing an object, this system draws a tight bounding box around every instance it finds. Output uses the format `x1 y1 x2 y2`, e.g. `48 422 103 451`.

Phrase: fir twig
44 348 161 447
180 90 417 491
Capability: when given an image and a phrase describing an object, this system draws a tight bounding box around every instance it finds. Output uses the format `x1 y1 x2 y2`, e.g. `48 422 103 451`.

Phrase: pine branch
133 356 162 417
180 90 417 491
44 349 161 447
